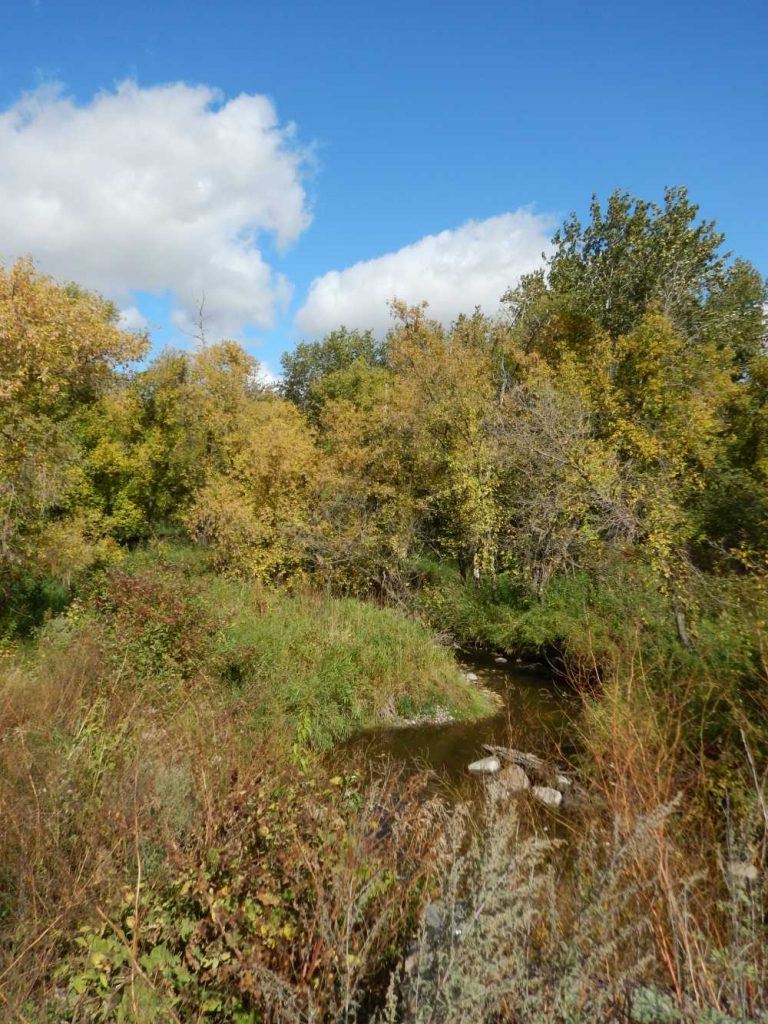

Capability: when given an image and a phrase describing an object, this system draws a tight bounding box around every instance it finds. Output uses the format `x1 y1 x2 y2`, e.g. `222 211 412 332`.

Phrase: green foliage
211 587 488 748
280 326 385 419
418 555 678 663
55 770 441 1023
538 185 730 339
419 555 767 758
5 186 765 627
500 187 767 577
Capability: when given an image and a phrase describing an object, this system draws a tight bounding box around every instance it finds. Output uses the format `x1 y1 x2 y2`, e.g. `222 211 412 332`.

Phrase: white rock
495 765 530 792
532 785 563 809
727 861 759 882
494 656 508 664
555 774 573 790
465 671 479 682
468 756 501 775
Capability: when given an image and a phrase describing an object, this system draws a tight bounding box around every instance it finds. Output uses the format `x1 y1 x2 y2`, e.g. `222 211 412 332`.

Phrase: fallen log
482 744 555 775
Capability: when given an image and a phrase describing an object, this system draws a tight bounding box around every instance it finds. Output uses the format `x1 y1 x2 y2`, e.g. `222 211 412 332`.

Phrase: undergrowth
1 549 766 1021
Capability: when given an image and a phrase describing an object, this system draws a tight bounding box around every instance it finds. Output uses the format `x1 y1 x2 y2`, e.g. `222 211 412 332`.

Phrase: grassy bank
0 548 491 1018
1 549 767 1021
70 547 489 746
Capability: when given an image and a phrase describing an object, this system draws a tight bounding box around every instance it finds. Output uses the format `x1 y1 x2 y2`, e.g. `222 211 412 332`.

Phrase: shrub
44 770 446 1023
91 565 216 683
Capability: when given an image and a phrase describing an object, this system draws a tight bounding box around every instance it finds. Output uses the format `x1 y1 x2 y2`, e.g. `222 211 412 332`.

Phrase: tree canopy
2 188 766 620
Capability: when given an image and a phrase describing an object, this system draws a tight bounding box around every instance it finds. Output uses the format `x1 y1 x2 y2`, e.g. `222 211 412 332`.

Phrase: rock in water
494 656 508 664
468 756 501 775
495 765 530 792
532 785 563 809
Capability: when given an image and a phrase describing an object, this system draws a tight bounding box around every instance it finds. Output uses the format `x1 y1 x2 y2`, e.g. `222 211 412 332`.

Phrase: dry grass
1 599 766 1022
0 608 452 1021
375 641 768 1024
573 651 768 1020
0 616 245 1007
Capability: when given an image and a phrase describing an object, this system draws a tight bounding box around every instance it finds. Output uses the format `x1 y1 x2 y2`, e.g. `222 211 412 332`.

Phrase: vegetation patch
1 185 767 1020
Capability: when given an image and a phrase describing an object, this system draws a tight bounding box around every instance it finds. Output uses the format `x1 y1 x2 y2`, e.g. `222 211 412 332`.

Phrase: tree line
2 186 766 636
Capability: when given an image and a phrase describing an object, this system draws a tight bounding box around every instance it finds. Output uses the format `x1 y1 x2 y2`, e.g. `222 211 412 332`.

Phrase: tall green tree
280 326 385 421
505 186 765 355
502 187 767 569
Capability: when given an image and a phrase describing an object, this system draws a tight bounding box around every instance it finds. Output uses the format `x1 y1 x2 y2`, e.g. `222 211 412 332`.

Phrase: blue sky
2 0 766 375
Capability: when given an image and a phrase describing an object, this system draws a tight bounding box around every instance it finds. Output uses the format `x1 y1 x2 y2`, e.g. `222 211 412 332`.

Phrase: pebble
531 785 563 809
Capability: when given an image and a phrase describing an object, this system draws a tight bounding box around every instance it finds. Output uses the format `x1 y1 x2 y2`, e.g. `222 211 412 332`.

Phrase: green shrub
51 770 444 1024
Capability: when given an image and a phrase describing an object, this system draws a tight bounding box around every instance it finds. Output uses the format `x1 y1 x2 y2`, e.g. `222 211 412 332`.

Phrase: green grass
33 546 492 752
417 553 767 683
204 581 491 749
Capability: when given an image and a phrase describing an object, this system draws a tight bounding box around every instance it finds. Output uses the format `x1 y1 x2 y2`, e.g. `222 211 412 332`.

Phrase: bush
92 564 216 684
53 770 445 1023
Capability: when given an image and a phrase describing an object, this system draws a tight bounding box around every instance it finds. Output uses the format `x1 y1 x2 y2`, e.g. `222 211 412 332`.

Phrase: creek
339 648 578 801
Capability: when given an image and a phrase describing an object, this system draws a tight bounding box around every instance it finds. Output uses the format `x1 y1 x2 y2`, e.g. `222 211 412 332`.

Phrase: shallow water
338 648 578 800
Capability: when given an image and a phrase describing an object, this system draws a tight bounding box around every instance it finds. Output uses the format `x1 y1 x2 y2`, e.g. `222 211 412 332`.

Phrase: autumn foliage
1 187 767 1021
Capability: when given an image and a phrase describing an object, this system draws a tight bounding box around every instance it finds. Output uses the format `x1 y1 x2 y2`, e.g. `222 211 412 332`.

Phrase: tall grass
2 550 765 1021
207 583 489 748
572 652 768 1021
0 553 488 1018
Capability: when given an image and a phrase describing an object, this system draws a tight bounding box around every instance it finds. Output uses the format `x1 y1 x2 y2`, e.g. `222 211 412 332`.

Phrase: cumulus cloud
0 80 311 337
295 210 553 338
119 305 148 331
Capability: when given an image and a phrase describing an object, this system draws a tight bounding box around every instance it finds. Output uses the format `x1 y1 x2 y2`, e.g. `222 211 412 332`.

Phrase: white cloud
119 305 148 331
295 210 553 338
0 80 311 337
255 360 281 388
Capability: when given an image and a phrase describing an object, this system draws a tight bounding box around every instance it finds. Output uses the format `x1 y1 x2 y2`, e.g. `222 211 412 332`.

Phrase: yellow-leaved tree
184 342 320 580
387 303 503 582
0 259 147 600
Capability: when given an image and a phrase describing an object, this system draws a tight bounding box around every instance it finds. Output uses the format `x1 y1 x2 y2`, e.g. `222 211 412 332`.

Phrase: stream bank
336 648 578 801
